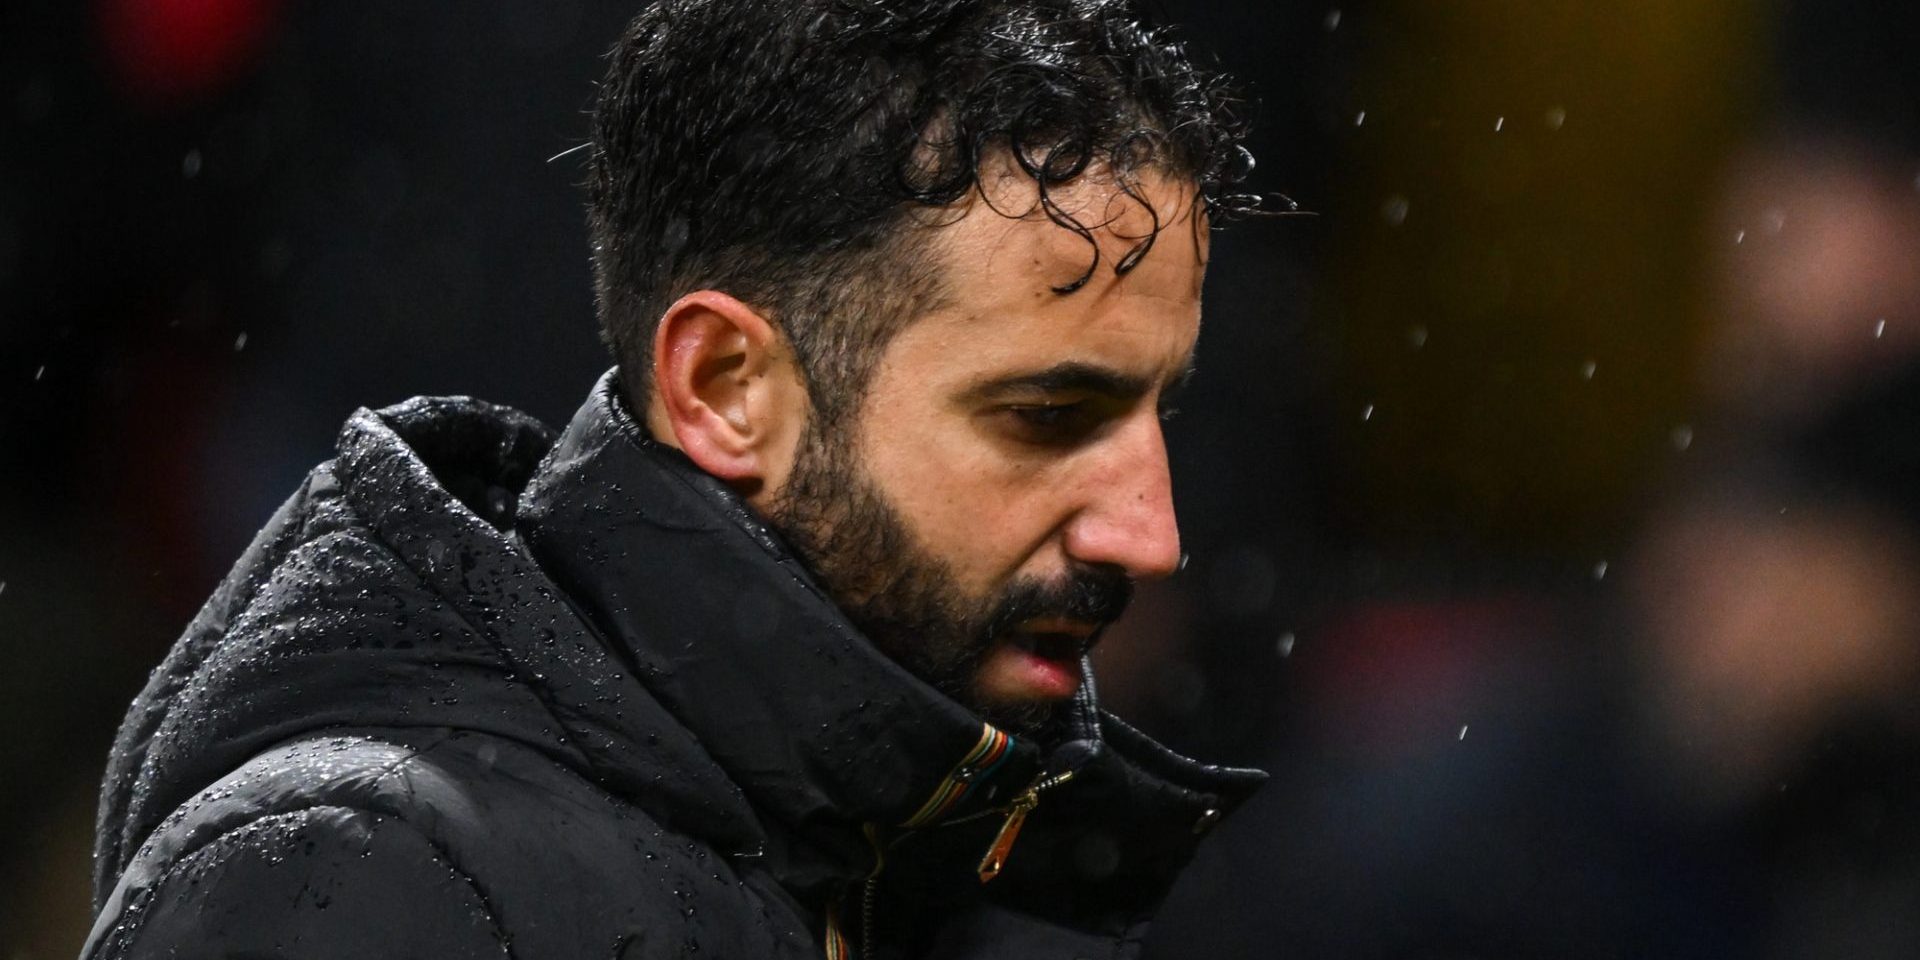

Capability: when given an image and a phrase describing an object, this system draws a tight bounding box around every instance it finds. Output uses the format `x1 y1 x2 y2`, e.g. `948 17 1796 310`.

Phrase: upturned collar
515 372 1263 895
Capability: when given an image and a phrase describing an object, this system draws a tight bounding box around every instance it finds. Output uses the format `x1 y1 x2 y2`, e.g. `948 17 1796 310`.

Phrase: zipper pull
976 793 1035 883
976 771 1075 883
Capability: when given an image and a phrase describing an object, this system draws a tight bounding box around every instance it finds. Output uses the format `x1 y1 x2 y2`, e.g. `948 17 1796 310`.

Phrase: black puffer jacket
84 373 1263 960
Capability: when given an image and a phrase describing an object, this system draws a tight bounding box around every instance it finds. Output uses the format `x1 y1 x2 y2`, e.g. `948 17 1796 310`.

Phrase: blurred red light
98 0 283 107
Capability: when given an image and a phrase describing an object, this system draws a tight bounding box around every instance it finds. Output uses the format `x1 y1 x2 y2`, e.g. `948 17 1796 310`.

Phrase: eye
1013 404 1075 427
1002 402 1099 444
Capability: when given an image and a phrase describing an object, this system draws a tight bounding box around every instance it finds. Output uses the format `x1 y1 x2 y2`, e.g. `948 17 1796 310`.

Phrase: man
83 1 1265 957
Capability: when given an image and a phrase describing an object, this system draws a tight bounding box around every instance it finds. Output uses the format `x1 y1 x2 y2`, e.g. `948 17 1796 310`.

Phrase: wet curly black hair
588 0 1253 430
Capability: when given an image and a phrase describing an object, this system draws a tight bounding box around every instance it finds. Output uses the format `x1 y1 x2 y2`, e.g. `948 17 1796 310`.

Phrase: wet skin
850 170 1207 712
647 164 1208 721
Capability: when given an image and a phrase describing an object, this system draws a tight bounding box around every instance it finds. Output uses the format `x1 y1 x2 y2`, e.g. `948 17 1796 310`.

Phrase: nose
1060 414 1183 581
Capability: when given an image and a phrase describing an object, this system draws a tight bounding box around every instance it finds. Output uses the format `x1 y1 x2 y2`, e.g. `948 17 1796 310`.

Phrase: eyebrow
960 359 1196 405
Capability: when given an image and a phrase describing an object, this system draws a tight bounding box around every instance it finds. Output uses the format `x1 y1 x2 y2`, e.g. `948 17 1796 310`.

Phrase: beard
767 420 1133 738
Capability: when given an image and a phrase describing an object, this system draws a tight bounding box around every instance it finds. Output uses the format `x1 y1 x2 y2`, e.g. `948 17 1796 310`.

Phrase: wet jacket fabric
84 372 1264 960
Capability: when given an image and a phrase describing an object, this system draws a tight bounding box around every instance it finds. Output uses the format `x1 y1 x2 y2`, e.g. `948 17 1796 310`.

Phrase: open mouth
983 621 1101 702
1007 627 1095 661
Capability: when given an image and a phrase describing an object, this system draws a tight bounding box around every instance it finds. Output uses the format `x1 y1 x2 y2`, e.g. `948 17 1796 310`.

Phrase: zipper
976 769 1077 883
859 823 886 960
845 763 1081 957
826 824 889 960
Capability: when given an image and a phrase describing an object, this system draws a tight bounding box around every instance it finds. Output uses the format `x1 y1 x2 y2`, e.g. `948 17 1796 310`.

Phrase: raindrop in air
182 149 203 179
1325 8 1342 31
1592 560 1609 580
1875 318 1887 339
1382 195 1409 226
1361 403 1374 422
1581 360 1597 380
1671 424 1693 451
546 142 592 164
1493 116 1504 132
33 364 45 381
1458 724 1469 741
1545 106 1566 130
234 332 249 352
1354 110 1366 127
1277 632 1296 657
1408 325 1429 349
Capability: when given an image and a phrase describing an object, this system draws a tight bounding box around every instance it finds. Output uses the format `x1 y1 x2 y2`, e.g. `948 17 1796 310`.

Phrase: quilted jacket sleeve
83 805 511 960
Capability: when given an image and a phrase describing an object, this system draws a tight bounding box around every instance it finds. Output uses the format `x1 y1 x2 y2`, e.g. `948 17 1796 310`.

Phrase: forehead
897 169 1209 381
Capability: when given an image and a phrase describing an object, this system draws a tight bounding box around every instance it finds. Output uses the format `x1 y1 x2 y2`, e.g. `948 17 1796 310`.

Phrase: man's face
771 168 1206 734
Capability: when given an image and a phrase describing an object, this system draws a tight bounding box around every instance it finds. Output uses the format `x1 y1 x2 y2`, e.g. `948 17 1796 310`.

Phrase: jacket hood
93 391 757 906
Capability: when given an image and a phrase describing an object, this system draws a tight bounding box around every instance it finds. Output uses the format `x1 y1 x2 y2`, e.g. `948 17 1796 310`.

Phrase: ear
644 290 810 500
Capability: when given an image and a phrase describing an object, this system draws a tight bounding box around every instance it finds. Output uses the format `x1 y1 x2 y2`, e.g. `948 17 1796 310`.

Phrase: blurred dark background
8 0 1920 956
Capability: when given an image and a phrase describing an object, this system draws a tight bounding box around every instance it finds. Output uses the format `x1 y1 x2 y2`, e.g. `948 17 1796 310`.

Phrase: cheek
859 405 1063 588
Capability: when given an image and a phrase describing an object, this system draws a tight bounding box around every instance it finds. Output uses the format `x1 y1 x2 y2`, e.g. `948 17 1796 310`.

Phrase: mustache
982 566 1135 641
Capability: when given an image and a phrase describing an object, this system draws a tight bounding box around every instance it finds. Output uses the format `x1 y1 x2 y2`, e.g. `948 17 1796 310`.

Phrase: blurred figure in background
1152 1 1920 958
1629 2 1920 955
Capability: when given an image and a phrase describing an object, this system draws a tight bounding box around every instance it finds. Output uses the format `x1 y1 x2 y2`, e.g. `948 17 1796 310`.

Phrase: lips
983 635 1086 702
974 618 1104 703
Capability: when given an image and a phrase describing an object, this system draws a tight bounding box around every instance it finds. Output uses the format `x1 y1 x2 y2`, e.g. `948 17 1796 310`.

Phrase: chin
971 661 1083 738
972 696 1068 740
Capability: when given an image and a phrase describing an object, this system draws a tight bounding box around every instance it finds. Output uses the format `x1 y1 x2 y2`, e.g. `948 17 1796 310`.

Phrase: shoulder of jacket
144 731 643 852
83 800 513 960
96 730 813 960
